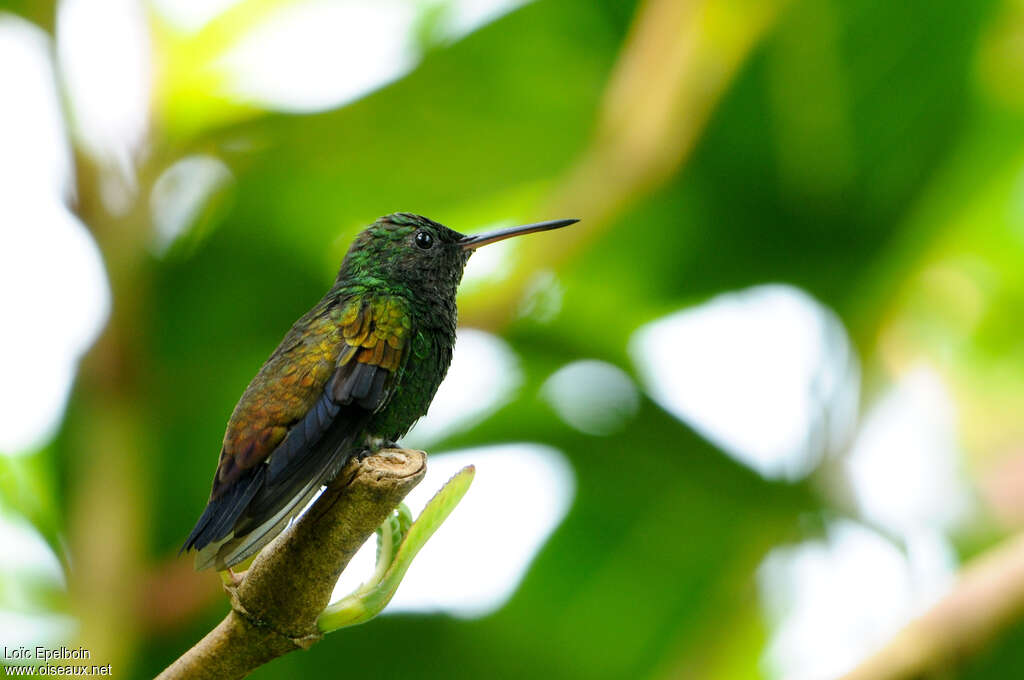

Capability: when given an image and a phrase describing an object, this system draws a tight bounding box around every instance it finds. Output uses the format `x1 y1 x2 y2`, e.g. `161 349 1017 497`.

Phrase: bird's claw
220 566 246 589
356 440 398 460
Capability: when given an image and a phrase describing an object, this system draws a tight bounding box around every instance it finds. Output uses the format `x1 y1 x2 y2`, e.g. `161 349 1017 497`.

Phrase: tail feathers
183 396 371 571
181 466 265 555
184 429 361 570
224 404 368 549
192 444 353 571
194 475 325 571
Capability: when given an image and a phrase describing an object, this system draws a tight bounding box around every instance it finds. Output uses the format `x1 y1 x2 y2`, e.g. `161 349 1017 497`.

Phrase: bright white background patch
541 359 640 435
150 154 234 254
216 0 530 113
331 444 574 617
0 204 109 454
759 520 956 680
0 611 77 655
758 366 969 679
217 0 417 112
0 512 74 650
443 0 528 38
150 0 245 33
0 15 110 455
0 16 74 201
0 513 64 587
57 0 150 213
629 284 859 480
845 365 971 536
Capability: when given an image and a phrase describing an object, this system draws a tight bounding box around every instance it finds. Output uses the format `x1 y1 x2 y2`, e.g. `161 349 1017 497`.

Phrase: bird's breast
365 318 455 442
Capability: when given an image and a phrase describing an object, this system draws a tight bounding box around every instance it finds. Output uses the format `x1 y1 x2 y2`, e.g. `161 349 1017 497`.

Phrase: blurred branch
157 449 426 680
839 532 1024 680
466 0 791 327
0 0 57 33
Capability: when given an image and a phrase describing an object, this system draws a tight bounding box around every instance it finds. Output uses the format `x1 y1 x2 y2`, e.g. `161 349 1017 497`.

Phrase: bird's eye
414 230 433 250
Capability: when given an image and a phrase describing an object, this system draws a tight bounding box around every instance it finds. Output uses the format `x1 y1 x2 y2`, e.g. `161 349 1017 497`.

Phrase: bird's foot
219 566 246 589
358 438 399 459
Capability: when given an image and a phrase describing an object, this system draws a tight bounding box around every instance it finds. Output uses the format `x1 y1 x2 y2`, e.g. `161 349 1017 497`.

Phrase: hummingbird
183 213 578 570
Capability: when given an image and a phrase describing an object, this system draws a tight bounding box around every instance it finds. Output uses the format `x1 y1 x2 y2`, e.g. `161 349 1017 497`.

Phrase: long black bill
459 218 579 250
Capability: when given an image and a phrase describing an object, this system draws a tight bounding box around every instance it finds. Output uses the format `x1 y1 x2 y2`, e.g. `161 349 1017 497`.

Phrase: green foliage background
4 0 1024 677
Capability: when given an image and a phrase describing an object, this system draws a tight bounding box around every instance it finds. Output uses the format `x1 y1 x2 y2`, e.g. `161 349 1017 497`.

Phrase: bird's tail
182 416 365 570
192 471 326 571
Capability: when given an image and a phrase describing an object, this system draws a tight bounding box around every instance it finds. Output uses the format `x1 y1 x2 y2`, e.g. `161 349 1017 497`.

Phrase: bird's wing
183 294 413 569
264 295 411 482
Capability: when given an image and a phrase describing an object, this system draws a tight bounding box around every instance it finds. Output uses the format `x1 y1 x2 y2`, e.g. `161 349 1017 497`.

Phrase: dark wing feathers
182 295 411 570
181 464 264 554
267 388 341 480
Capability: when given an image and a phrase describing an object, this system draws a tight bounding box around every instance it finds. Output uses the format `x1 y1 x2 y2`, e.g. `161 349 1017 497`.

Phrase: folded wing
182 295 412 570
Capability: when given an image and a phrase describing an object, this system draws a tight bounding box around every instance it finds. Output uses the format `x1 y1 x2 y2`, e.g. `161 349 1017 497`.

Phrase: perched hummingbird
183 213 578 570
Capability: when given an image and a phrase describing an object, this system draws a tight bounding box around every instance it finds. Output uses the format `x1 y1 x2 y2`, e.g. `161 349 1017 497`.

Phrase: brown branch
157 448 426 680
839 532 1024 680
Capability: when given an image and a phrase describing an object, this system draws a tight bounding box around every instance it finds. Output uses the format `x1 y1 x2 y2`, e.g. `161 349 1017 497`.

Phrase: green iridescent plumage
183 213 577 570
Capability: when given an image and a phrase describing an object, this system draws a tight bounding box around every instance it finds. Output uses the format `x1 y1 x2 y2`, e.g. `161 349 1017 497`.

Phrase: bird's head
336 213 578 299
